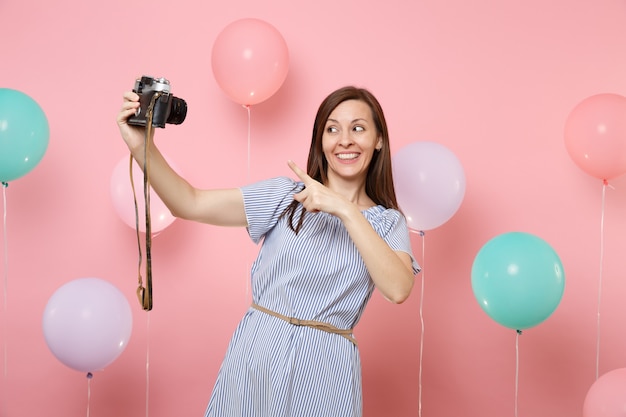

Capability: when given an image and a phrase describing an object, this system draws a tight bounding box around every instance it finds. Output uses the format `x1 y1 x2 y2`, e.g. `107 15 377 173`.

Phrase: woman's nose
338 130 354 146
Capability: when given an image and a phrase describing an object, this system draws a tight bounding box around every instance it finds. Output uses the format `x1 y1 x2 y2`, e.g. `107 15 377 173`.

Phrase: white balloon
393 141 466 231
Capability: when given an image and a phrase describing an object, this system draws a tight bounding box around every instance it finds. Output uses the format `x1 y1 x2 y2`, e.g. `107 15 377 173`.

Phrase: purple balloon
42 278 133 373
393 141 466 231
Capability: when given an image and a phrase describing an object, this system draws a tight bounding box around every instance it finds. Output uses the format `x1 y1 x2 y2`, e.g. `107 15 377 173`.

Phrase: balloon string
1 182 6 308
86 372 93 417
596 180 608 380
244 104 251 300
515 330 521 417
2 182 8 417
244 104 251 183
417 230 425 417
145 312 151 417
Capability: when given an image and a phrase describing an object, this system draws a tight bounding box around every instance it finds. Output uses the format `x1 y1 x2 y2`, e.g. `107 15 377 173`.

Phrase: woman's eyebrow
326 118 368 124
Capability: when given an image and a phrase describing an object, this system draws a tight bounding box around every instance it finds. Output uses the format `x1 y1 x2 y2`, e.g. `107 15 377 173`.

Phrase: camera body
127 76 187 128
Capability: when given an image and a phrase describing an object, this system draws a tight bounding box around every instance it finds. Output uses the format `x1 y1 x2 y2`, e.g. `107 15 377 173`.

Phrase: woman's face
321 99 382 185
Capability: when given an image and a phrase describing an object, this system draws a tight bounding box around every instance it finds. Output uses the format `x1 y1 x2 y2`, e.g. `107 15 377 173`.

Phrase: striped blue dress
205 177 419 417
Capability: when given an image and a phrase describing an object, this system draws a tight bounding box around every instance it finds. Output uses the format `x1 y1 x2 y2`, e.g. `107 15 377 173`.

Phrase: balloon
211 18 289 106
471 232 565 330
583 368 626 417
392 141 466 231
42 277 133 373
110 155 177 234
564 93 626 181
0 88 50 182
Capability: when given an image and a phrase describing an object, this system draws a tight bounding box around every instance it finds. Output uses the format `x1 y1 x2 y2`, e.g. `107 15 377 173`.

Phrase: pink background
2 0 626 416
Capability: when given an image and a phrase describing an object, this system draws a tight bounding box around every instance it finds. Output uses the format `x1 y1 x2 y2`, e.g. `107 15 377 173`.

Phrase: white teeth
337 153 359 160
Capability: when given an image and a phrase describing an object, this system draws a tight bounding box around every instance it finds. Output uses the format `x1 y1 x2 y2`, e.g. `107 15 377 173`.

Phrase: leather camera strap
130 92 162 311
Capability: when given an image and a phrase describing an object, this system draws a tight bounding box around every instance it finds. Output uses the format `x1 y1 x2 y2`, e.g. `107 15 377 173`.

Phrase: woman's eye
353 125 364 132
327 126 338 133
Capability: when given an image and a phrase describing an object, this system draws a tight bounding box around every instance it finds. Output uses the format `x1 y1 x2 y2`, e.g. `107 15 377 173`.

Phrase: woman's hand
116 91 150 153
288 160 351 217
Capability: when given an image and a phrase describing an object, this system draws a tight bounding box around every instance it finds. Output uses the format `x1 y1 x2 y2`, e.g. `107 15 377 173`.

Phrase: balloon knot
419 230 425 237
1 182 7 188
516 329 523 335
86 372 93 379
603 179 608 186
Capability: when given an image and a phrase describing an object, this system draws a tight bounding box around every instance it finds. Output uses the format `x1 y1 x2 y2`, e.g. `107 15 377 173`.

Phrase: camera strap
130 92 162 311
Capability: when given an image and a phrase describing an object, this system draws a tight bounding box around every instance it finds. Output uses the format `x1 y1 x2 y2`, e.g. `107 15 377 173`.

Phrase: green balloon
471 232 565 330
0 88 50 182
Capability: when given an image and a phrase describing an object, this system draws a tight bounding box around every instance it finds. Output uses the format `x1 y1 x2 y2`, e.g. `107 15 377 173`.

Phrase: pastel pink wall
2 1 626 416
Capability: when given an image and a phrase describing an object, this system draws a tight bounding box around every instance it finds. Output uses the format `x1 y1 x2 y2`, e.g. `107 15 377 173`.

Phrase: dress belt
251 303 357 346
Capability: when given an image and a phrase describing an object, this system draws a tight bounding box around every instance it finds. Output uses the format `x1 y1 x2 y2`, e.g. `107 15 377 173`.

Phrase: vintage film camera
127 76 187 128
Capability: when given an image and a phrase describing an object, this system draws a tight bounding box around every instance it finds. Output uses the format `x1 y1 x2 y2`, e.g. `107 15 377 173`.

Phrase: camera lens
167 97 187 125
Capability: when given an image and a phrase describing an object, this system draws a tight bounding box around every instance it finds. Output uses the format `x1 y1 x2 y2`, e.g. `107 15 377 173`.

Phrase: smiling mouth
336 153 360 160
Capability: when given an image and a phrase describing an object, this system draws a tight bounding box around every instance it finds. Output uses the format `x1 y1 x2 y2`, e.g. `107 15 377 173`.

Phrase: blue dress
205 177 419 417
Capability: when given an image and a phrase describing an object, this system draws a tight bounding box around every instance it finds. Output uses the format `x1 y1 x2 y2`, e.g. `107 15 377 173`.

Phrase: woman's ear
375 136 383 151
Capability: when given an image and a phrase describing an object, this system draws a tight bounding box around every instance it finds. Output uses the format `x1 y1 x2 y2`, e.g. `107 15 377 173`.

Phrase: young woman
117 85 420 417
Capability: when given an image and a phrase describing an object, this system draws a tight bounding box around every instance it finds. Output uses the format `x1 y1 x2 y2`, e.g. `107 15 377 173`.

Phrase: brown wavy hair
282 86 399 233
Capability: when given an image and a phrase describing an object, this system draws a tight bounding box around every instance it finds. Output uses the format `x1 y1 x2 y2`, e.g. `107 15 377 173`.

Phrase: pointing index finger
287 160 312 184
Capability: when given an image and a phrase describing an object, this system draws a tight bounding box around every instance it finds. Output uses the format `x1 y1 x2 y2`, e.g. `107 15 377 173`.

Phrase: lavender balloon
393 141 466 231
42 278 133 373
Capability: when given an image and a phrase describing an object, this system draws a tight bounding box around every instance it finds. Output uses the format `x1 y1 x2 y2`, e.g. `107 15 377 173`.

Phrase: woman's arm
337 208 415 304
287 161 415 303
117 92 247 227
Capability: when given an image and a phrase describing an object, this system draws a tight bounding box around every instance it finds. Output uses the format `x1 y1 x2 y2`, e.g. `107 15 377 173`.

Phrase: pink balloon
42 277 133 373
583 368 626 417
564 93 626 181
393 141 466 231
212 18 289 106
110 155 177 234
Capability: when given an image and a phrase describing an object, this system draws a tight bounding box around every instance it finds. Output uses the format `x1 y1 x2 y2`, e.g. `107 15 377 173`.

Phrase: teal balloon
0 88 50 182
471 232 565 330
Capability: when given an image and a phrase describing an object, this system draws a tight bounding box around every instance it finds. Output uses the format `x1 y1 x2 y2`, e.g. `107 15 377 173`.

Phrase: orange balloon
564 93 626 181
583 368 626 417
212 18 289 106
